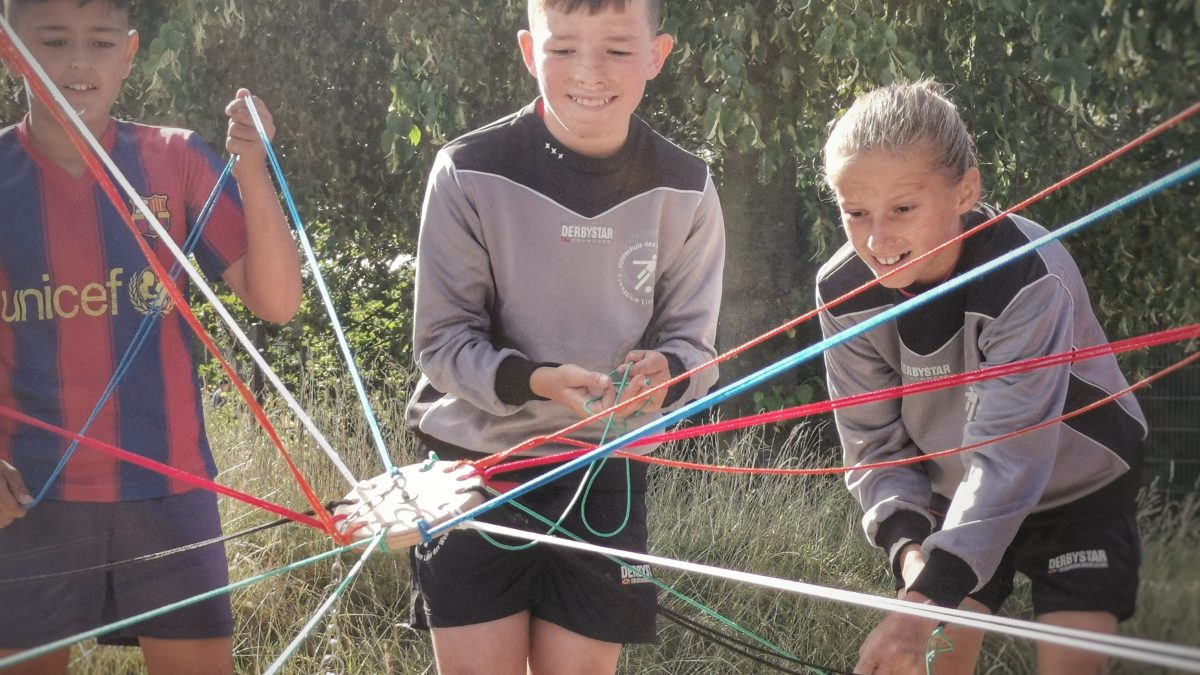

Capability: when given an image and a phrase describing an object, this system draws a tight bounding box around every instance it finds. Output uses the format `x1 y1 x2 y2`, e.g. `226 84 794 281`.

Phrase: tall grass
58 378 1200 673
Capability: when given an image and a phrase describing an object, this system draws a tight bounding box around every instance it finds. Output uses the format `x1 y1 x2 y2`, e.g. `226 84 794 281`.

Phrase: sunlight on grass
69 378 1200 674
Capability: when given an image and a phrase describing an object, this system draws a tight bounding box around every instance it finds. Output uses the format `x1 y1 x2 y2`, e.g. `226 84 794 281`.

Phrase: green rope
495 487 818 672
925 623 955 674
471 370 825 670
480 363 640 550
578 364 646 538
262 532 385 675
579 454 632 538
0 538 369 669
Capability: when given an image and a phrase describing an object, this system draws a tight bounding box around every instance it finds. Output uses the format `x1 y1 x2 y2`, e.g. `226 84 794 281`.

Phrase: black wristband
495 355 559 405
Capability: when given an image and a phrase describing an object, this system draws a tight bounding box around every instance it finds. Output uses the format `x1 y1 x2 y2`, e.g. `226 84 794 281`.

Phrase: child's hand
611 350 671 418
898 543 927 592
0 460 32 529
224 88 274 166
530 364 614 419
855 596 943 675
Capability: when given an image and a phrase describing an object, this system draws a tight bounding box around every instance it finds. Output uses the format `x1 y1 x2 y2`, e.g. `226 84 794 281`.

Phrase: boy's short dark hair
3 0 131 18
531 0 661 30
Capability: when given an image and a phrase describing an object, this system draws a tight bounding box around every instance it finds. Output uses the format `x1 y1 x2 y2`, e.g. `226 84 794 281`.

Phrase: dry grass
45 384 1200 674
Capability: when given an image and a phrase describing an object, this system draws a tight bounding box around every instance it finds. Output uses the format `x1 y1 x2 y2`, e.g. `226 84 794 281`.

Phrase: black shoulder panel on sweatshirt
817 244 895 317
1062 373 1147 467
442 103 709 218
958 212 1052 320
898 211 1051 356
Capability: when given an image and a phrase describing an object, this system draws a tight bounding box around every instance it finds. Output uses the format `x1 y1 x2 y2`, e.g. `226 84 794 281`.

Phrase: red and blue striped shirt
0 116 247 502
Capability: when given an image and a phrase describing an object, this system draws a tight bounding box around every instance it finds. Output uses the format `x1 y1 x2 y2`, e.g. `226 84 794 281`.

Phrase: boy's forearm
229 161 302 323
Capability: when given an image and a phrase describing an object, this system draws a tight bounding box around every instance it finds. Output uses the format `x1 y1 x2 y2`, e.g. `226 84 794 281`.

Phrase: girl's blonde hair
823 79 977 184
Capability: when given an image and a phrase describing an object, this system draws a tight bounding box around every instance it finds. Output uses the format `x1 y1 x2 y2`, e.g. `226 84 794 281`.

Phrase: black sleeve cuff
907 548 978 608
495 356 557 405
875 509 933 573
661 352 689 406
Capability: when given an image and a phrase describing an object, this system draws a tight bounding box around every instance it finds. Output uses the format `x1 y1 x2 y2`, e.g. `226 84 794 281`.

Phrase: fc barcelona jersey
0 117 247 501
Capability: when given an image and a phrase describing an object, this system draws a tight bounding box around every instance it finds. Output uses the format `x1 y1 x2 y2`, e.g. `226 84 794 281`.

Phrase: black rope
473 488 856 674
657 603 856 675
0 499 351 586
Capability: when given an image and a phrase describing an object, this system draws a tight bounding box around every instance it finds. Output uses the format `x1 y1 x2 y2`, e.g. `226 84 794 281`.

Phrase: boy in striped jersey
0 1 301 672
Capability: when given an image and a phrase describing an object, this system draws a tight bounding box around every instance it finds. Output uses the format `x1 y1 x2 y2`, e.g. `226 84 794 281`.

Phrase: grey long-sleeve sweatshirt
406 101 724 460
817 208 1146 607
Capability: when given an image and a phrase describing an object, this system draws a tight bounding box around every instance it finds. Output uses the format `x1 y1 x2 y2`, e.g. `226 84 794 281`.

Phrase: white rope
464 521 1200 672
0 16 357 486
262 532 384 675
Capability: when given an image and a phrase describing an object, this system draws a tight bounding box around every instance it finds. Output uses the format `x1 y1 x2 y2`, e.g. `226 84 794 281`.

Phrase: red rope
0 28 344 543
0 404 328 530
481 324 1199 479
471 101 1200 470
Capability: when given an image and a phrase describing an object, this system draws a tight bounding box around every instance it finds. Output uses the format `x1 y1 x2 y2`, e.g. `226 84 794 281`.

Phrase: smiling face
7 0 137 135
519 0 672 158
828 143 981 289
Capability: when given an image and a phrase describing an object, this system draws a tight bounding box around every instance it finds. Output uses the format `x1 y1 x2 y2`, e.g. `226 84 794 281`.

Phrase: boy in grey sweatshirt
404 1 724 672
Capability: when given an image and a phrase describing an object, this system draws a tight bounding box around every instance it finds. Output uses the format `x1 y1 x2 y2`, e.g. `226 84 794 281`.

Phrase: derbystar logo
560 224 614 244
901 363 952 379
1047 549 1109 574
621 563 654 585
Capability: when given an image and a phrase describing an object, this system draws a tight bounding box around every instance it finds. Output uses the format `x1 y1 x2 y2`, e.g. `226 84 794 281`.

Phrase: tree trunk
715 150 818 417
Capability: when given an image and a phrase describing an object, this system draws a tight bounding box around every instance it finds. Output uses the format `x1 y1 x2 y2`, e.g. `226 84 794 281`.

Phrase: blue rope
30 158 237 505
425 158 1200 540
241 95 395 474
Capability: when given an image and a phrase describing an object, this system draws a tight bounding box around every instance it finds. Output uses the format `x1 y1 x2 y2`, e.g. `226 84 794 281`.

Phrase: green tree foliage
2 0 1195 398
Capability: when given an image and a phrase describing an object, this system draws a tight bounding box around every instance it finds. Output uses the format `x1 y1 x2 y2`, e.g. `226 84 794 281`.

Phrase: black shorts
959 476 1141 620
408 447 657 644
0 490 233 649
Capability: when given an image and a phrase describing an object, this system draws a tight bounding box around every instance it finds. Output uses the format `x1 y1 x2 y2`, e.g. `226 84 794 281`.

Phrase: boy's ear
645 33 673 79
121 29 138 78
517 30 537 78
956 166 982 213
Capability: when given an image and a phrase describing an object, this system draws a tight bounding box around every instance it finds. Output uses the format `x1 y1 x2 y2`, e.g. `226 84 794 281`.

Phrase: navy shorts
408 445 658 644
939 472 1141 620
0 489 233 649
969 508 1140 620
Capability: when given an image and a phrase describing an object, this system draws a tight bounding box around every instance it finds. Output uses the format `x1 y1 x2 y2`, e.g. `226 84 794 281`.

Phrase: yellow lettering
1 291 17 323
16 289 42 321
40 274 52 320
106 268 123 317
2 269 124 322
80 283 108 317
53 285 79 319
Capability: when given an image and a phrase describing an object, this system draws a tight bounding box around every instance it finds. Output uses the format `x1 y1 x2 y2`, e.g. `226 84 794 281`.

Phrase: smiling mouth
570 94 614 108
874 252 911 266
62 83 97 93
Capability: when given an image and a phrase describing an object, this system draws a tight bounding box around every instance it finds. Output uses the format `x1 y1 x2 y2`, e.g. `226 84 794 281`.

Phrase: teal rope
494 488 811 670
479 364 638 550
242 97 395 475
926 623 955 674
262 532 385 675
0 539 366 669
579 365 638 538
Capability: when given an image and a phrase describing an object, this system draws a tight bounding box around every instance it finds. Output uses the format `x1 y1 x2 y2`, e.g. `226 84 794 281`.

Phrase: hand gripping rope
4 12 1198 672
